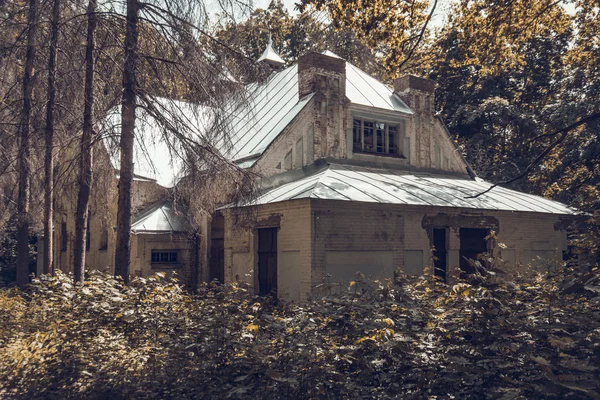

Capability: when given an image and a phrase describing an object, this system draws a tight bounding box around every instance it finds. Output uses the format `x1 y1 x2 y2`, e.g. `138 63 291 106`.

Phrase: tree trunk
190 230 201 292
43 0 60 276
114 0 139 284
16 0 38 286
73 0 97 283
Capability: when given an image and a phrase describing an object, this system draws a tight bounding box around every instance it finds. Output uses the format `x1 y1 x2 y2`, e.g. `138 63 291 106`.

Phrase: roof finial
258 32 285 70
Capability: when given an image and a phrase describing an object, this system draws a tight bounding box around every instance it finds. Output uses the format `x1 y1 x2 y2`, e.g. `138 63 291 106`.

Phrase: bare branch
467 112 600 199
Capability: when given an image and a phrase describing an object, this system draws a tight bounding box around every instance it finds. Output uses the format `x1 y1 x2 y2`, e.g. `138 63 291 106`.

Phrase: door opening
433 228 447 282
257 227 278 296
209 213 225 283
459 228 488 273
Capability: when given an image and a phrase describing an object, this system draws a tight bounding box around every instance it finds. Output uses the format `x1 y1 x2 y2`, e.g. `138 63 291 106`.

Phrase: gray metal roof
101 52 414 187
324 51 412 114
131 201 194 233
248 163 576 215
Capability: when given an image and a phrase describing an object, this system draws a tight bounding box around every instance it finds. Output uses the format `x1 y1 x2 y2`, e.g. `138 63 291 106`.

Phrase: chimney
393 75 435 115
297 52 347 160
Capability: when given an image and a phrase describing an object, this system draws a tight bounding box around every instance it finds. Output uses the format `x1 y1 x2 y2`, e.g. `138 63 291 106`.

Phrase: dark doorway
209 213 225 283
257 227 278 296
433 228 447 282
459 228 488 272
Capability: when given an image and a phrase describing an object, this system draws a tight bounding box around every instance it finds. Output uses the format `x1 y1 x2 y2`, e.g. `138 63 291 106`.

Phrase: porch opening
459 228 488 272
209 213 224 283
257 227 278 296
433 228 447 282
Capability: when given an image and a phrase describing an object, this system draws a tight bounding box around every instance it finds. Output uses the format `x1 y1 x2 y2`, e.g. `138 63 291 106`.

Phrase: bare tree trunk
16 0 38 286
43 0 60 276
190 230 201 292
73 0 97 283
114 0 139 284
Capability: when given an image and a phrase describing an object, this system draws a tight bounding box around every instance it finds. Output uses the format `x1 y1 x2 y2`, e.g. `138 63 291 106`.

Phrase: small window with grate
151 250 178 264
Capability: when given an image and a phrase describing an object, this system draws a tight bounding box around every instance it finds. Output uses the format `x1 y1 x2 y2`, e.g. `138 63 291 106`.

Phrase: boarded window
404 250 423 276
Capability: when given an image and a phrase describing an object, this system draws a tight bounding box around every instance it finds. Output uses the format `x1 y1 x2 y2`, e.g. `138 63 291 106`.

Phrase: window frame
352 117 404 157
150 250 179 265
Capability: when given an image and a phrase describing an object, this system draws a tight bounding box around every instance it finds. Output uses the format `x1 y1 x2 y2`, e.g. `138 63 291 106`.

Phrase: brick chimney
393 75 435 115
298 52 348 160
394 75 436 169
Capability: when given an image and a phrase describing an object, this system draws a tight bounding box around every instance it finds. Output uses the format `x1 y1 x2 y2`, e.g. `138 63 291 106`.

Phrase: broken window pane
376 123 385 153
363 121 374 152
388 126 398 155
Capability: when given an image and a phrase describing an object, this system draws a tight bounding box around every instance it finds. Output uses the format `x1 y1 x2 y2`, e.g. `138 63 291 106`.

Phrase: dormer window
353 118 401 156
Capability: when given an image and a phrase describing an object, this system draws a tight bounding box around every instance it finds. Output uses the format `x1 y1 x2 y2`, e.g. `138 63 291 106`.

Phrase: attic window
353 119 401 156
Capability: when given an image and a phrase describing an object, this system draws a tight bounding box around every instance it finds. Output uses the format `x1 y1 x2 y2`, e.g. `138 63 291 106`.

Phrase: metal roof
323 51 412 114
100 52 414 187
248 162 577 215
131 201 194 233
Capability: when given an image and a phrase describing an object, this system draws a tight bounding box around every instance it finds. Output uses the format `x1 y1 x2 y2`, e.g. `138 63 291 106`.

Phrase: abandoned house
37 43 577 302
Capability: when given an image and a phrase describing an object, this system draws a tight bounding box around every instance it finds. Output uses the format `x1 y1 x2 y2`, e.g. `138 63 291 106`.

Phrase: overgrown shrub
0 264 599 399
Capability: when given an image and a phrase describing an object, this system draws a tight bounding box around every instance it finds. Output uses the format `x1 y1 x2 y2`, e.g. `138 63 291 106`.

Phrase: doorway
209 213 224 283
433 228 447 282
459 228 488 272
257 227 278 296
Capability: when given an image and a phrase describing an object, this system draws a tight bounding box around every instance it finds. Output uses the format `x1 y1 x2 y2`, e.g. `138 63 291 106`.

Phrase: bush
0 265 599 399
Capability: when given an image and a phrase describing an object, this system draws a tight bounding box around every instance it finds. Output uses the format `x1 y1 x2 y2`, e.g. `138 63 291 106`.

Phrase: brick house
39 45 576 301
213 50 575 301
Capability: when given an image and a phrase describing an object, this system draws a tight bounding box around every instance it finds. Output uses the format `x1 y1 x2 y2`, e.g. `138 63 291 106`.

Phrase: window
99 228 108 251
353 118 401 156
61 222 67 252
151 250 178 264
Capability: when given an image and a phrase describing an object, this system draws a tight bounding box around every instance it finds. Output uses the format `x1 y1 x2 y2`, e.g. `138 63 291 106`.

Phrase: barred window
151 250 178 264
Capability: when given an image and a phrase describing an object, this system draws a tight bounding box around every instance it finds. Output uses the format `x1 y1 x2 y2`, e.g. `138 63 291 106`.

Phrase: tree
73 0 98 283
15 0 39 286
112 0 259 284
114 0 139 284
42 0 60 276
427 0 600 259
298 0 434 77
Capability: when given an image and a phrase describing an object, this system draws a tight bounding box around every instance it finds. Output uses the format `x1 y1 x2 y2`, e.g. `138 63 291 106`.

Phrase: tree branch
467 112 600 199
